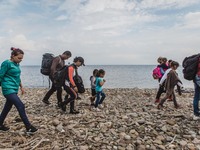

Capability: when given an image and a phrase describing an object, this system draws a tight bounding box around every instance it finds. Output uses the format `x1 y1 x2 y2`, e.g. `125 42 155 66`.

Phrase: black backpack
53 65 68 88
73 69 85 93
40 53 54 76
182 53 200 80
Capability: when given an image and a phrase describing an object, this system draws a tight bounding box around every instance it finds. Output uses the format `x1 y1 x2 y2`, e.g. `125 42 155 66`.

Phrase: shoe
26 125 38 134
42 99 51 105
0 125 10 131
77 96 81 100
193 115 200 121
154 99 160 103
167 99 173 102
91 103 95 106
70 109 80 114
157 104 164 109
93 107 101 112
98 104 104 109
61 103 66 112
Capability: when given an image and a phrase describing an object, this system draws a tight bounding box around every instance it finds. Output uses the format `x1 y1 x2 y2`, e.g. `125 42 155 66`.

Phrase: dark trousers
193 83 200 115
43 79 62 104
63 86 77 111
95 91 106 108
159 91 178 107
0 93 31 127
156 85 165 99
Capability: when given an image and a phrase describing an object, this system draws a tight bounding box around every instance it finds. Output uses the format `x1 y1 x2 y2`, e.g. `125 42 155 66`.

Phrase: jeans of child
193 83 200 115
0 93 31 127
95 91 106 108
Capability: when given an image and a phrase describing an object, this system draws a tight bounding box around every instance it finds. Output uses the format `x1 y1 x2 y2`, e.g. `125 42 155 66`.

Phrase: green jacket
0 60 21 95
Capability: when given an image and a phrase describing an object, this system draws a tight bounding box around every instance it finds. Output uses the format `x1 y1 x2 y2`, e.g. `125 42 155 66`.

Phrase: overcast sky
0 0 200 65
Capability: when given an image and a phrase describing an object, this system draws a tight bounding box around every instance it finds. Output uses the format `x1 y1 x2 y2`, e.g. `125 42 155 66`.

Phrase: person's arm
68 66 76 87
19 81 25 95
0 61 9 82
50 57 60 77
159 69 170 85
91 77 96 87
99 78 105 86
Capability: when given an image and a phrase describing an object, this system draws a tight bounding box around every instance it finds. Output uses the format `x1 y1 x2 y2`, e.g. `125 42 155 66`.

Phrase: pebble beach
0 88 199 150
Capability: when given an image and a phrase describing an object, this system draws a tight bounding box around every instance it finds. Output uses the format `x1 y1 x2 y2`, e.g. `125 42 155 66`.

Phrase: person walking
0 47 37 133
42 51 71 107
193 57 200 118
90 69 98 106
94 69 106 111
61 57 85 114
157 61 183 109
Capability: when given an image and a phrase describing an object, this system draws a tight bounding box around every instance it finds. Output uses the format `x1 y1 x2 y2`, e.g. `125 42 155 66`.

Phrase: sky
0 0 200 65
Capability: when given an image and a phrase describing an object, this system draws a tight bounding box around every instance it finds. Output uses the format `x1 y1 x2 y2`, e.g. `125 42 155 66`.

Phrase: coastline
0 88 198 149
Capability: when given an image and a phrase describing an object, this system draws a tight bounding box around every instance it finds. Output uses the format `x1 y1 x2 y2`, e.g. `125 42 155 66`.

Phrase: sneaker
61 103 66 112
98 104 104 109
42 99 51 105
26 125 38 134
77 96 81 100
93 107 101 112
193 115 200 121
0 125 10 131
154 99 160 103
69 109 80 114
57 102 62 108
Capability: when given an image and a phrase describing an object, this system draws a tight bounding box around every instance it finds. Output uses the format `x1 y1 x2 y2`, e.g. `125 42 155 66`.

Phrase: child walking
90 69 98 106
94 69 106 111
157 61 183 109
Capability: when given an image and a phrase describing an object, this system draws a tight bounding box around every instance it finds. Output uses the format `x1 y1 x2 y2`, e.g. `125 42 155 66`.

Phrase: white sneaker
98 104 104 109
193 115 200 121
93 107 101 112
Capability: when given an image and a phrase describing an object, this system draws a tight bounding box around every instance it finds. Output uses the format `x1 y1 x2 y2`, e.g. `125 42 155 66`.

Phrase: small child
90 69 98 106
94 69 106 111
157 61 183 109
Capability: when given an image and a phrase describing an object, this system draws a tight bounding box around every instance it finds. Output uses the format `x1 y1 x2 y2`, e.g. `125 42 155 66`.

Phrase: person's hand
20 87 25 95
74 87 78 93
103 79 106 82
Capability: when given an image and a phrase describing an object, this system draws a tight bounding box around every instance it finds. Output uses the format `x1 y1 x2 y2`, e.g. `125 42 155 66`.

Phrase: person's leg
172 91 178 108
158 94 168 109
5 94 31 127
56 87 63 106
61 86 77 113
95 92 100 108
42 82 56 104
193 83 200 115
0 98 13 128
99 91 106 104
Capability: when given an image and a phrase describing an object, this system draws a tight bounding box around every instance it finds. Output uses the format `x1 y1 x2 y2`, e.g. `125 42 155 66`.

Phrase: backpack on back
152 66 162 79
53 65 68 88
74 69 85 93
182 54 200 80
40 53 54 76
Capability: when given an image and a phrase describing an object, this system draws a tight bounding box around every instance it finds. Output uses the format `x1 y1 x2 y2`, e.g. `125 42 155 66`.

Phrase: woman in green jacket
0 47 37 133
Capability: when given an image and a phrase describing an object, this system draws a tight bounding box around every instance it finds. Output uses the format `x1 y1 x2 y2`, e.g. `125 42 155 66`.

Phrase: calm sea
20 65 194 89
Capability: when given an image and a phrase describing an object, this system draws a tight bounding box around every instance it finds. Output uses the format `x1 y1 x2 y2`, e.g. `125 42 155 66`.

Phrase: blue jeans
0 93 31 127
95 91 106 108
193 82 200 115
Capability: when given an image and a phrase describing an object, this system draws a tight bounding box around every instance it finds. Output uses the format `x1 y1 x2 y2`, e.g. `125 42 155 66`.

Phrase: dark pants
193 83 200 115
159 91 178 107
156 79 165 99
95 91 106 108
43 78 62 104
0 93 31 127
63 85 77 111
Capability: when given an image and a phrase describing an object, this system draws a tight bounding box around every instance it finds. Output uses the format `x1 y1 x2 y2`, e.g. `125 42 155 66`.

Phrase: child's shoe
93 107 101 112
157 104 164 109
98 104 104 109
